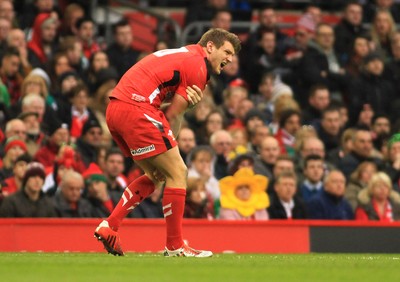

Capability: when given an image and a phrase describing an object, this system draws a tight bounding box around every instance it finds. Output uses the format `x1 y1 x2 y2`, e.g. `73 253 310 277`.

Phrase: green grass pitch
0 253 399 282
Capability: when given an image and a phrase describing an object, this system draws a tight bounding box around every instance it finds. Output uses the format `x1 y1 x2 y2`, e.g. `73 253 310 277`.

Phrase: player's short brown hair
198 28 241 54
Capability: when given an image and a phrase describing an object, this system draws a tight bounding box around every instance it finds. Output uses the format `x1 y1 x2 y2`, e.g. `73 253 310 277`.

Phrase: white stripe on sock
163 203 172 217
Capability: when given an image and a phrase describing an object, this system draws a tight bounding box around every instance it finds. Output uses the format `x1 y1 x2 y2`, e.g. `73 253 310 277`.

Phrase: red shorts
106 99 177 160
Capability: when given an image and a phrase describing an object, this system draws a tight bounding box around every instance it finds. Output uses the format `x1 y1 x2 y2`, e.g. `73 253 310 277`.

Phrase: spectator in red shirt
1 153 31 197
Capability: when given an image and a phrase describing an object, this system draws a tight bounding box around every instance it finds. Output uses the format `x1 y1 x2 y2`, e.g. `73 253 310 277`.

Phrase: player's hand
186 85 203 109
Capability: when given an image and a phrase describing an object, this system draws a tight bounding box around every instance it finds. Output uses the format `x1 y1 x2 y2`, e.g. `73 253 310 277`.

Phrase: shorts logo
130 144 155 156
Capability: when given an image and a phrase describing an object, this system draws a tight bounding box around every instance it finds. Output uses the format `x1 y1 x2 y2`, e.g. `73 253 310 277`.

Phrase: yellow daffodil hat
219 168 270 217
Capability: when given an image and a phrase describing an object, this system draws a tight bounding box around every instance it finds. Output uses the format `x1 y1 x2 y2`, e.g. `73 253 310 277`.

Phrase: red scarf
372 199 393 222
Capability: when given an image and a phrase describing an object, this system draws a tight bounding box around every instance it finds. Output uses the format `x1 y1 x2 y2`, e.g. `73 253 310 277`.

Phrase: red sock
107 175 155 231
163 187 186 250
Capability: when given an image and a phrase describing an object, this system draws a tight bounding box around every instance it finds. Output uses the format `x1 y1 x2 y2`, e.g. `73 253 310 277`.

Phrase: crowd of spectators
1 0 400 222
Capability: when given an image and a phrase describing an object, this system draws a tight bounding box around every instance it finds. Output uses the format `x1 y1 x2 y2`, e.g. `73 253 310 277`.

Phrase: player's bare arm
165 85 203 136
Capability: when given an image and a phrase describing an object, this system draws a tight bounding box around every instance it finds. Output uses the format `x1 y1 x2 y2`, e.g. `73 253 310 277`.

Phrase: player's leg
145 146 213 257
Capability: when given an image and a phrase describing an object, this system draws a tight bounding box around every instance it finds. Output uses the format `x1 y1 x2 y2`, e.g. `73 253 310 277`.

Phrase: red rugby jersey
110 44 210 108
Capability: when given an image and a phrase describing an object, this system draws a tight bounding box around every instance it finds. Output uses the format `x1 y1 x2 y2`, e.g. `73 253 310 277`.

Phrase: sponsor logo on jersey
130 144 155 156
131 93 146 102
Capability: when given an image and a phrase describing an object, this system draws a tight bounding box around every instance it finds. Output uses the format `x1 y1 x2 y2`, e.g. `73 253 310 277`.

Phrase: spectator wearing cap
34 120 69 168
334 2 368 65
348 52 396 125
268 78 294 115
1 153 32 198
53 170 93 218
106 19 140 79
0 137 27 181
283 13 316 69
75 118 103 168
282 13 317 92
27 13 58 69
0 162 57 217
82 162 115 218
18 111 45 156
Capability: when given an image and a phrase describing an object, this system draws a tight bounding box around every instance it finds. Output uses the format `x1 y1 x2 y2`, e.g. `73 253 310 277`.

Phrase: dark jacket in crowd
298 44 349 104
106 43 140 79
267 193 308 219
348 72 396 125
334 19 368 64
0 189 57 217
130 197 163 218
339 151 383 180
307 190 354 220
53 192 93 218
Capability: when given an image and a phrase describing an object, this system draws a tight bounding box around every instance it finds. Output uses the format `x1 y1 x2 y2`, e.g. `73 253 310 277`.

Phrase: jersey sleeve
175 57 208 101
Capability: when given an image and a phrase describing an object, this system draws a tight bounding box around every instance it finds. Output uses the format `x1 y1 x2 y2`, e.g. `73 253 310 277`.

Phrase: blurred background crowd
1 0 400 222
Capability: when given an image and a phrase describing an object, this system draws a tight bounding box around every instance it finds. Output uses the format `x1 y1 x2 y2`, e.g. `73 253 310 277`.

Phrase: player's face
208 41 235 74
